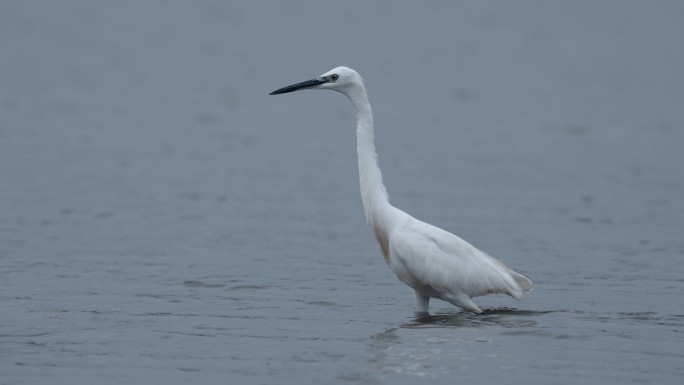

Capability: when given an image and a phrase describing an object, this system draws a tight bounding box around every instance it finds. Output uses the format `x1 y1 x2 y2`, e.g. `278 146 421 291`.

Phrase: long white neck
344 84 396 260
345 85 390 222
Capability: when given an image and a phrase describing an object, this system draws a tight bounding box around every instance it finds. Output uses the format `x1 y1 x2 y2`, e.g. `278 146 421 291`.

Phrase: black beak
269 77 328 95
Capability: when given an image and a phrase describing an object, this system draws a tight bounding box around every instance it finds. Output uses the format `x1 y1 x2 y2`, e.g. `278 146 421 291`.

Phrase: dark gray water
2 1 683 384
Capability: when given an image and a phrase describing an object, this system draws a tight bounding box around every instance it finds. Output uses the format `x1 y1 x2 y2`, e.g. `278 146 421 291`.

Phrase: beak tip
269 77 327 96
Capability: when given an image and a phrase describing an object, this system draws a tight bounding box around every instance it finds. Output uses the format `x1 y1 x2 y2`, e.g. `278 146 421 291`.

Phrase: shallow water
1 1 683 384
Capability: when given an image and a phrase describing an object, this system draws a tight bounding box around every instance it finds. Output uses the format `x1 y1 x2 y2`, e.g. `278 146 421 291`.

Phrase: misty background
1 1 683 384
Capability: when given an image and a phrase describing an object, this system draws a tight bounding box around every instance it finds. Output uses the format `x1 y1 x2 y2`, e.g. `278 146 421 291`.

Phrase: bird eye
330 74 339 81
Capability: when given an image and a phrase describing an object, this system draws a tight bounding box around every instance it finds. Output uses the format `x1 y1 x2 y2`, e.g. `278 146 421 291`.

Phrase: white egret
270 66 533 314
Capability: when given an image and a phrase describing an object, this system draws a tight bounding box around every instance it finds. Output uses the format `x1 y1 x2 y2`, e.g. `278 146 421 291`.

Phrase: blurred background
1 1 683 384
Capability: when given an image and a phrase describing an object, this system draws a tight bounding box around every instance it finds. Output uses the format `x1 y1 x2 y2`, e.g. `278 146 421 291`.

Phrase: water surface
1 1 683 384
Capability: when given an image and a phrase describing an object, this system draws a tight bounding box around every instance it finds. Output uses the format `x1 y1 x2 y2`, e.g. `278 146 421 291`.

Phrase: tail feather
509 270 533 297
484 252 533 299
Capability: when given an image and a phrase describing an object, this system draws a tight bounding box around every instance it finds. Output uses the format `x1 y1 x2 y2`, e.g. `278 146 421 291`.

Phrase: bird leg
413 291 430 314
444 294 483 314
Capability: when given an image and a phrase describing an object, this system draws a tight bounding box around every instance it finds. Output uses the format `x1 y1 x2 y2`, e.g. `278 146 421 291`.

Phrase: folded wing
388 218 533 300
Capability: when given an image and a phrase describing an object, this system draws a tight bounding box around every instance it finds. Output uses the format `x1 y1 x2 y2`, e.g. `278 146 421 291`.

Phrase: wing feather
388 218 532 300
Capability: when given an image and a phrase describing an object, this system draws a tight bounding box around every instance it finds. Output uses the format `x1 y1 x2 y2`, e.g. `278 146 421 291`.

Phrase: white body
272 66 533 313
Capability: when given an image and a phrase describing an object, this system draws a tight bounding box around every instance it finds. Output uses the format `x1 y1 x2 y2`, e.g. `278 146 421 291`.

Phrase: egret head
269 66 363 95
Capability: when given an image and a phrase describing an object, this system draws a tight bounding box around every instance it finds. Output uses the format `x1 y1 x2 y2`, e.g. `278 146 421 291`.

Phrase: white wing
388 217 533 301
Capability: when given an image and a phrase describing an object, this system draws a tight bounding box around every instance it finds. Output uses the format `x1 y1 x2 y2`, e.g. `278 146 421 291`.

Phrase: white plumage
270 66 533 314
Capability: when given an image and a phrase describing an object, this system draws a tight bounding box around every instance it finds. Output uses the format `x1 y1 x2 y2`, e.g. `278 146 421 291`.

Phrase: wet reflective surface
1 1 683 384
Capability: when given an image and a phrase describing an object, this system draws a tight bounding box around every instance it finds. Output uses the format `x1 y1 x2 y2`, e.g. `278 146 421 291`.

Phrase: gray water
1 1 683 384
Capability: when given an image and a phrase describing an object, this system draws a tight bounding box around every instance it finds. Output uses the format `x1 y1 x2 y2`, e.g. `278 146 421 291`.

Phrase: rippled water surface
2 1 683 384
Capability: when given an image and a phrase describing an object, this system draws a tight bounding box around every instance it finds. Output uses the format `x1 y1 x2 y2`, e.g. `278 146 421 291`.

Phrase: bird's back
387 216 532 301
